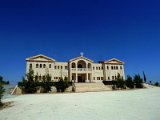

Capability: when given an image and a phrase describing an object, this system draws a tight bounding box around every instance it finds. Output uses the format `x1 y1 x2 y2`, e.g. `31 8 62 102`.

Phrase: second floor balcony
71 68 92 71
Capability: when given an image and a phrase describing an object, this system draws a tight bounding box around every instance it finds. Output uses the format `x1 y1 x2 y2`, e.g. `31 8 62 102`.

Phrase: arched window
120 66 122 70
107 66 109 70
29 64 32 69
72 62 76 68
43 64 46 68
114 66 116 69
40 64 42 68
39 76 41 80
111 66 113 70
43 76 45 80
116 66 118 70
77 60 86 68
36 64 38 68
88 63 91 68
49 64 51 68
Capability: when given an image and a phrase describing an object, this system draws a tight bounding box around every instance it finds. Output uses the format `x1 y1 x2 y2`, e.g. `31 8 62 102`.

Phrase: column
86 73 88 83
75 73 78 83
90 73 92 83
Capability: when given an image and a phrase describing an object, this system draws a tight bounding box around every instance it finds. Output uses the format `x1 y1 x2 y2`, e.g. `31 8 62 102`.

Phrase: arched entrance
77 60 86 68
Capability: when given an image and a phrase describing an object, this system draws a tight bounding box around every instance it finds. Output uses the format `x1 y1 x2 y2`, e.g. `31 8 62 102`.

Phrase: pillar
86 73 88 83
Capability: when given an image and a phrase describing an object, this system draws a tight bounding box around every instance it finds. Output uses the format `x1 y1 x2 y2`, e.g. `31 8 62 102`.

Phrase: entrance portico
69 55 93 83
71 73 92 83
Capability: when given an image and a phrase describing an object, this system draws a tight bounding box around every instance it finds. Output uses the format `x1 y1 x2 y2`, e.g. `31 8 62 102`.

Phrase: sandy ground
0 87 160 120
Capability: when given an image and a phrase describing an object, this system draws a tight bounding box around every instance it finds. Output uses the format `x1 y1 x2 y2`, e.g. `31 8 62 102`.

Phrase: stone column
86 73 88 83
90 73 92 83
75 73 78 83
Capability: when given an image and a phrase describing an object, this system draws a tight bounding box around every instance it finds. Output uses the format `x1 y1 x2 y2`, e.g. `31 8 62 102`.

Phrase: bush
125 75 134 89
55 77 70 92
155 82 159 86
18 69 37 94
133 74 143 88
115 73 125 89
41 74 52 93
0 76 5 106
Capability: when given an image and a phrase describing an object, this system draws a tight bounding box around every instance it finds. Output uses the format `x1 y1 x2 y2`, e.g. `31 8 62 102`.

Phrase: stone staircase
74 82 112 92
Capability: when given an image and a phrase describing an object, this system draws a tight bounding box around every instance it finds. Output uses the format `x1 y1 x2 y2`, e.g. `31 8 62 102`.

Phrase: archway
77 60 86 68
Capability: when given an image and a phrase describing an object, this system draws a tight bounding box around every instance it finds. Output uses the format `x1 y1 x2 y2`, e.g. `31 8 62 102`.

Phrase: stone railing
71 68 92 71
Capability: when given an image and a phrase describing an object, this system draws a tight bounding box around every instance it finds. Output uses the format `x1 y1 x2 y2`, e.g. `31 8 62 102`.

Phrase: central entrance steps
74 82 112 92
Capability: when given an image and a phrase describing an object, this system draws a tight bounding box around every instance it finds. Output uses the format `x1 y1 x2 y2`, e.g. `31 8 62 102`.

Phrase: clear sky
0 0 160 84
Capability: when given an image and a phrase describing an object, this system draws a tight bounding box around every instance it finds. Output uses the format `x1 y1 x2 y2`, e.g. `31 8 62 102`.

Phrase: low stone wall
12 85 73 95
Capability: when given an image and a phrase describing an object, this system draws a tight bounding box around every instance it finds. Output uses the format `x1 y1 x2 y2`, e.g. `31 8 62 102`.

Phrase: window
72 62 76 68
93 77 95 80
101 67 103 70
96 67 98 70
43 76 45 80
112 76 114 80
107 66 109 70
111 66 113 70
65 66 68 70
49 64 51 68
101 77 103 80
55 66 57 69
39 76 41 80
116 66 118 70
93 67 95 70
40 64 42 68
120 66 122 70
36 64 38 68
108 77 110 80
58 66 59 69
29 64 32 69
114 66 116 69
43 64 46 68
99 67 100 70
61 66 63 69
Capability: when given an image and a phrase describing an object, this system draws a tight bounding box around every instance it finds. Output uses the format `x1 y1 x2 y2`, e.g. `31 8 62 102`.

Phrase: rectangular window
112 76 114 80
101 77 103 80
61 66 63 69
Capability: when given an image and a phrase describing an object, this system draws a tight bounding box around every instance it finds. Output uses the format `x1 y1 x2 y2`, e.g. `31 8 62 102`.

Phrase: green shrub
115 73 125 89
0 77 5 106
55 77 70 92
133 74 143 88
41 74 52 93
125 75 134 89
155 82 159 86
18 69 37 94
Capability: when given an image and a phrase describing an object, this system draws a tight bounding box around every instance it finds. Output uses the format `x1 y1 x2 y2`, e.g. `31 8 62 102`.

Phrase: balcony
71 68 92 71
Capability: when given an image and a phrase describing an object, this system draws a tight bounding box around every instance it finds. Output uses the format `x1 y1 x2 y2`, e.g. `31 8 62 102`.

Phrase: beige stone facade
26 54 125 82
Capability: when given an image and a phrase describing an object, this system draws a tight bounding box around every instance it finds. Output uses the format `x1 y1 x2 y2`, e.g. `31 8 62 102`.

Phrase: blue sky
0 0 160 84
